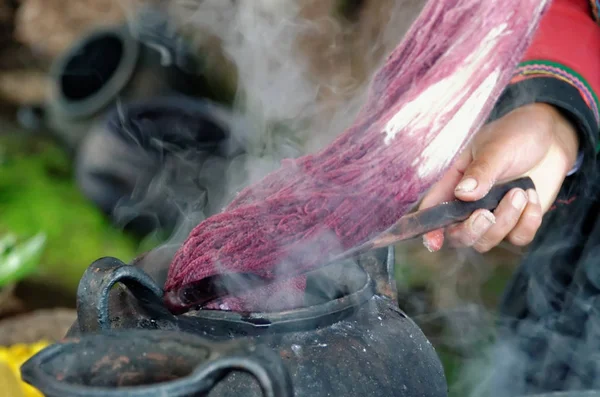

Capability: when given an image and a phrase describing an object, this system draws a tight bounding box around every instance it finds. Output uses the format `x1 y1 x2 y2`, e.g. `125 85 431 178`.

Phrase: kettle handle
193 344 295 397
76 256 165 333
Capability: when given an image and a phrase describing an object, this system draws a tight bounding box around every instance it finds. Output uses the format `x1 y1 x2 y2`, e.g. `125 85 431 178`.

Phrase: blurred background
0 1 523 396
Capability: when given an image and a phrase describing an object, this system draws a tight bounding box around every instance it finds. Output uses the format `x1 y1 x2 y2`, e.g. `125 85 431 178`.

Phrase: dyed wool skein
164 0 551 313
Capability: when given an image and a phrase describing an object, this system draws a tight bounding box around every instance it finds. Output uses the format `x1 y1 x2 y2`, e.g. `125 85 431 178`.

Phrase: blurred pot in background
18 7 218 151
75 95 246 238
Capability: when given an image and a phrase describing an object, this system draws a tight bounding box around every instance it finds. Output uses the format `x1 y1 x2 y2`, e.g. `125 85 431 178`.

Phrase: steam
206 228 350 312
174 0 426 154
90 2 578 395
76 2 596 396
107 1 426 255
61 2 600 396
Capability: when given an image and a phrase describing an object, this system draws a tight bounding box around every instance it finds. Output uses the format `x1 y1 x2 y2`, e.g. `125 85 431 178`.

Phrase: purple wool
164 0 550 313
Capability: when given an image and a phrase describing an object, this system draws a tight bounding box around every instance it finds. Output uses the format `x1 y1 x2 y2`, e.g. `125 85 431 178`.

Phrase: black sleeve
488 77 599 197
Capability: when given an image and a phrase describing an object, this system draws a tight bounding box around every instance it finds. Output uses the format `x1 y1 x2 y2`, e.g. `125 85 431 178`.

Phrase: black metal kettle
22 244 449 396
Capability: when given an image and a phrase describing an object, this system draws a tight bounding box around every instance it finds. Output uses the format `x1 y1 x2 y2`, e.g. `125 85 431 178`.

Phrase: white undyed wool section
416 68 500 177
382 22 509 177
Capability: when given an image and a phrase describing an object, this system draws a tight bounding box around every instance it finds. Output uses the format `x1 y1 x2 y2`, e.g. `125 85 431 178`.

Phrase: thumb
418 167 465 211
454 143 511 201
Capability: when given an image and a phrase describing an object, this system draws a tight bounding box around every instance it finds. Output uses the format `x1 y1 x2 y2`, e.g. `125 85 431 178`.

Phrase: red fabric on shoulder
520 0 600 97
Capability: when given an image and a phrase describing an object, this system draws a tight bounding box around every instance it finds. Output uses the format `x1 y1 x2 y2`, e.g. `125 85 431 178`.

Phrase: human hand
419 103 580 253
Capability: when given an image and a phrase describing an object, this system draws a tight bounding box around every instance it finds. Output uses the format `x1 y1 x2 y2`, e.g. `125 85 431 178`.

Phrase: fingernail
423 231 444 252
511 190 527 210
423 236 435 253
455 178 478 193
527 189 539 204
472 212 495 235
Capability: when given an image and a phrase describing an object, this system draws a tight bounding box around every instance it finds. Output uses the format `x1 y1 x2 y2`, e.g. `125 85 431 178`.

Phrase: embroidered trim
549 196 577 212
511 60 600 125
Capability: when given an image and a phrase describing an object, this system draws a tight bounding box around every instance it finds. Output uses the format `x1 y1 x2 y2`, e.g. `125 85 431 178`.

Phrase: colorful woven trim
511 60 600 126
590 0 600 23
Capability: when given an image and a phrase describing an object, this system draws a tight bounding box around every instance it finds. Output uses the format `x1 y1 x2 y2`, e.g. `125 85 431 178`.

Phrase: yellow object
0 340 50 397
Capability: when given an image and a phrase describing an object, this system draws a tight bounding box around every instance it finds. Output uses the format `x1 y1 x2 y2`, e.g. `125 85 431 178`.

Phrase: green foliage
0 233 46 288
0 134 139 293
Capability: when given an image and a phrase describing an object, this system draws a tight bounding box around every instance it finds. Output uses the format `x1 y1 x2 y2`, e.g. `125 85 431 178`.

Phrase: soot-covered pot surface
46 246 448 397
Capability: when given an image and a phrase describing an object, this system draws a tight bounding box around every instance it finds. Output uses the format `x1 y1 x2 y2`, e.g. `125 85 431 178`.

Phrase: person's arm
419 0 600 253
490 0 600 183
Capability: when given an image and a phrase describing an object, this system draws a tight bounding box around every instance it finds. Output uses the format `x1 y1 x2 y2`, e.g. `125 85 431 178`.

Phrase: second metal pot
23 8 211 150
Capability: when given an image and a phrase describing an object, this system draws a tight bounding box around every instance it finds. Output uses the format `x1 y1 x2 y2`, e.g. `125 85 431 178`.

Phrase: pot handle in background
20 329 294 397
194 343 295 397
76 256 165 333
